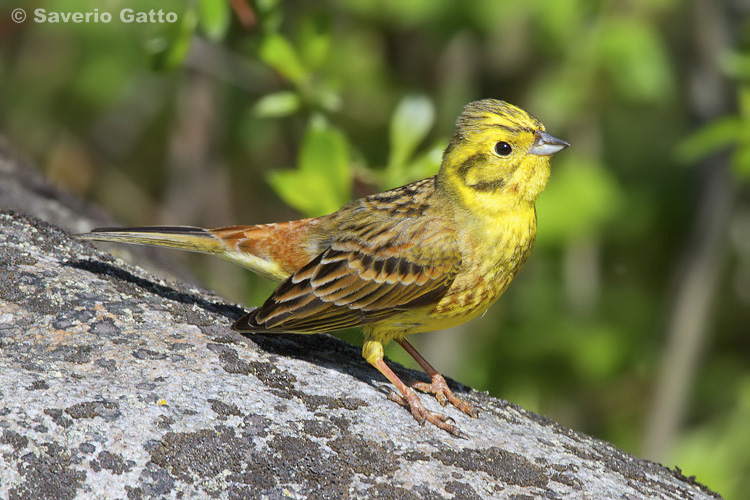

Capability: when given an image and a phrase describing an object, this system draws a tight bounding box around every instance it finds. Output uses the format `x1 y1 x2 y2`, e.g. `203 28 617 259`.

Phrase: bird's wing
232 215 461 333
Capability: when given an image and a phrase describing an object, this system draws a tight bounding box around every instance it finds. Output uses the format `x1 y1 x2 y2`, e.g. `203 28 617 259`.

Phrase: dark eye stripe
456 153 486 182
468 179 505 192
456 152 505 192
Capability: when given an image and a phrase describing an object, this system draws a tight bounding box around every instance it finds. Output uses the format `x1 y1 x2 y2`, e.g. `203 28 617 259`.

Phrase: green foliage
673 376 750 500
267 116 351 217
677 48 750 178
147 4 197 71
597 18 674 103
735 87 750 177
198 0 231 41
388 96 435 170
537 157 623 245
253 91 302 118
252 6 339 115
259 33 307 84
384 95 438 187
296 13 332 71
677 117 743 163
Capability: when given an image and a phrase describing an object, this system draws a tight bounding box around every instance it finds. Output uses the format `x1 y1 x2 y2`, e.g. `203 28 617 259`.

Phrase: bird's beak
529 130 570 156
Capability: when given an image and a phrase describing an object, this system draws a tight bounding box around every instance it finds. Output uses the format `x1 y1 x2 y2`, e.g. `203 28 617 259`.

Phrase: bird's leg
363 340 465 437
397 339 478 418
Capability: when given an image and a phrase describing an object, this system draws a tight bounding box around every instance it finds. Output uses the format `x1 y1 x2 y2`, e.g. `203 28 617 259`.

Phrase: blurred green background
2 0 749 497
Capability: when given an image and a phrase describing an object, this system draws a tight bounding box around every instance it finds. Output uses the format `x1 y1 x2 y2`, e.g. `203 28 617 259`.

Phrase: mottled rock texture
0 143 720 499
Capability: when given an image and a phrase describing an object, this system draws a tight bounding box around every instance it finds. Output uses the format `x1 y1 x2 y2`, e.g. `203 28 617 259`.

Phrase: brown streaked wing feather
232 215 460 333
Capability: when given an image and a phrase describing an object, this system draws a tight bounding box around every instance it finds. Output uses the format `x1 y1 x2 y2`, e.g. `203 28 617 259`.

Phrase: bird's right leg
362 339 465 437
397 338 478 417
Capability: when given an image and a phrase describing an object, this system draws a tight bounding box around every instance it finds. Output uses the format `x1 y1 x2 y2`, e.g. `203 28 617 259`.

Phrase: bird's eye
494 141 512 156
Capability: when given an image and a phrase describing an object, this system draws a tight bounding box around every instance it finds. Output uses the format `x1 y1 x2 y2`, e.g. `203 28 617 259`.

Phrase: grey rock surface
0 149 721 499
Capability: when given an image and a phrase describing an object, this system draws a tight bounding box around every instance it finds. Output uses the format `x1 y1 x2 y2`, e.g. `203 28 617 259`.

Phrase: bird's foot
386 387 467 438
411 373 478 418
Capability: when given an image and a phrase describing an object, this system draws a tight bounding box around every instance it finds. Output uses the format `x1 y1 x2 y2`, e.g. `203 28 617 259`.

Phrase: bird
79 99 569 437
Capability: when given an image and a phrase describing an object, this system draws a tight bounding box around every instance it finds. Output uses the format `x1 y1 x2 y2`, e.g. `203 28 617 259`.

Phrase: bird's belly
422 272 513 330
419 216 536 332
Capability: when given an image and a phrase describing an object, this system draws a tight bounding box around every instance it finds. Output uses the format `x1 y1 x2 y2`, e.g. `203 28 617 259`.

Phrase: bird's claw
411 374 478 418
386 385 467 437
386 388 409 407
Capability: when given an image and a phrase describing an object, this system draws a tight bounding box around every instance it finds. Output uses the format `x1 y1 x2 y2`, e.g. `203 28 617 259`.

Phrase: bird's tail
79 226 225 254
78 221 318 282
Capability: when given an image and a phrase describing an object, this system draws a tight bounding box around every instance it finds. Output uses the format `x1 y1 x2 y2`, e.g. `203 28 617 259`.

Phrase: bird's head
438 99 568 215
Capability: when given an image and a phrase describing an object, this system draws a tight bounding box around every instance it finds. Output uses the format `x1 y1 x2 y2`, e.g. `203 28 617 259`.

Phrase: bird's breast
428 205 537 325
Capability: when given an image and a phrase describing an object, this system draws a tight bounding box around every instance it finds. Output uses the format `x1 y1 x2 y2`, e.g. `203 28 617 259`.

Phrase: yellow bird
80 99 568 436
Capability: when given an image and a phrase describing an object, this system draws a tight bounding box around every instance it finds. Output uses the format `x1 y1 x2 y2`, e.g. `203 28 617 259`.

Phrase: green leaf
267 170 338 216
254 91 302 117
314 88 343 113
388 95 435 171
297 13 331 70
148 7 197 71
299 117 351 204
199 0 231 41
259 33 306 84
266 118 351 217
676 116 741 163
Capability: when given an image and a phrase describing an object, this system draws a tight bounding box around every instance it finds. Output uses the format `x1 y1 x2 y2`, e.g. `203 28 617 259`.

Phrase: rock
0 145 721 499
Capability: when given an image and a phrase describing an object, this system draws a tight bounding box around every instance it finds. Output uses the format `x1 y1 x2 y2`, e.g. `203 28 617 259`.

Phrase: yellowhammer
80 99 568 436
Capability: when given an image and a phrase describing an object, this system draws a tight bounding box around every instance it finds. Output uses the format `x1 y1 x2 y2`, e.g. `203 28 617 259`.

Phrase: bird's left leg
362 338 465 437
397 339 478 418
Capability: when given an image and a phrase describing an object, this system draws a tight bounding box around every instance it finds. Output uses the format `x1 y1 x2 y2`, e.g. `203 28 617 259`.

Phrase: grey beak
529 130 570 156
